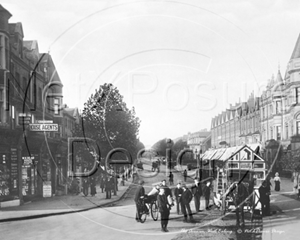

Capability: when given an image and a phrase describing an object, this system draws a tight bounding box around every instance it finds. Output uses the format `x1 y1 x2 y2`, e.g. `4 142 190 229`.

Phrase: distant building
187 129 211 154
211 33 300 154
211 95 260 148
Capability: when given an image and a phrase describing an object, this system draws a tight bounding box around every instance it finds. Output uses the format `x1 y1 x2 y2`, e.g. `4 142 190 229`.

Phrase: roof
64 107 79 119
8 22 24 37
202 144 262 162
290 33 300 60
0 5 12 18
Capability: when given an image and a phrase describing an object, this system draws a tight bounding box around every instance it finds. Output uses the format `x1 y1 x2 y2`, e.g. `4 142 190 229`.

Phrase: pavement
0 177 133 222
262 176 300 240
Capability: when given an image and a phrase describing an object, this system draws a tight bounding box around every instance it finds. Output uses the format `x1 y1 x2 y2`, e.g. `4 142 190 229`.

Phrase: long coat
134 185 145 203
157 194 170 212
181 188 193 204
191 183 202 197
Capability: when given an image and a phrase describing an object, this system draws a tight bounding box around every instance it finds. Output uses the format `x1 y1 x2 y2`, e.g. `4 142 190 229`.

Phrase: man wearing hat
191 178 202 212
174 181 183 215
181 184 195 223
134 179 148 222
161 179 173 199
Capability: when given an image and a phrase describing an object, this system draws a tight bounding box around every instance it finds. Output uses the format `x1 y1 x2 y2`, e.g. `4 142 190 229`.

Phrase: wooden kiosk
203 144 266 220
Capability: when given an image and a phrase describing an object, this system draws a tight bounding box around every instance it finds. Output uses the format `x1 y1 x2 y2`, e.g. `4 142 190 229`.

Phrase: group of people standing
134 177 213 232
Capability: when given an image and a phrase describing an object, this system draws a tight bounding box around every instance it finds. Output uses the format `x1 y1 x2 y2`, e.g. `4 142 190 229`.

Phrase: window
297 122 300 135
5 37 9 69
286 124 289 139
297 87 300 104
0 35 4 69
275 101 282 114
0 88 3 123
38 87 42 107
54 98 59 115
270 127 273 139
18 39 23 58
15 72 20 96
276 126 281 140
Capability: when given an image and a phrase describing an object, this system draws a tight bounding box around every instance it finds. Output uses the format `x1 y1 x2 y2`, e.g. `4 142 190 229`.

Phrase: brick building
210 33 300 162
0 5 77 206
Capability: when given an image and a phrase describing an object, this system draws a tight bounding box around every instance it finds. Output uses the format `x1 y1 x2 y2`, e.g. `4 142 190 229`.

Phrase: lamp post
166 138 172 176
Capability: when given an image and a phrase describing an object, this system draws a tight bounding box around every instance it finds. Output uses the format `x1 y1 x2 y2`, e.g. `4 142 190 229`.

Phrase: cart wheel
151 202 159 221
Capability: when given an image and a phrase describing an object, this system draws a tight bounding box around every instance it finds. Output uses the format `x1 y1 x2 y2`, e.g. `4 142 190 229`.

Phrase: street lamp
166 138 172 176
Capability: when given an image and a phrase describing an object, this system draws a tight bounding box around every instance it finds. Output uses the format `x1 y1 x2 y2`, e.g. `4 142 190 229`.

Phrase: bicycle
138 195 159 223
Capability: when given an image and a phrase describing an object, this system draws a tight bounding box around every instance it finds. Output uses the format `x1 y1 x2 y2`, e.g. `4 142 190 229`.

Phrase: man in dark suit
157 188 171 232
191 178 202 212
134 179 148 222
259 180 271 217
174 181 183 214
161 179 172 198
181 184 195 223
105 177 111 199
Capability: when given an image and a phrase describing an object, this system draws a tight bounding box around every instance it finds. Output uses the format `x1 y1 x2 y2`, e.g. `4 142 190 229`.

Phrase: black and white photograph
0 1 300 239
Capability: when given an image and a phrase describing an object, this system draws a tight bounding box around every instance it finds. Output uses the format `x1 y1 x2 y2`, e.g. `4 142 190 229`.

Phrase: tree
73 83 144 166
173 139 188 155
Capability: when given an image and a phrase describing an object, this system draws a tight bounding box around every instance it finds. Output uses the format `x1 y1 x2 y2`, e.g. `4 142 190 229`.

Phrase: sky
2 0 300 147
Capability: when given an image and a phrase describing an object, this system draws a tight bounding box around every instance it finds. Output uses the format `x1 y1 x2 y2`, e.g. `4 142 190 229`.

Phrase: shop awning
202 149 217 160
212 148 227 160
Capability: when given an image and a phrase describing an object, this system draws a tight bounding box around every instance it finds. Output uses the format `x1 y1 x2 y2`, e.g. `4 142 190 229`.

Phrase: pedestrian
100 176 105 193
180 184 195 223
105 177 112 199
115 174 119 191
293 171 299 193
203 181 211 210
258 180 271 217
213 191 222 209
90 176 97 196
191 178 202 212
174 181 183 214
157 187 171 232
297 174 300 199
161 179 173 198
134 179 148 222
274 172 281 191
121 174 125 186
169 171 174 186
183 169 187 182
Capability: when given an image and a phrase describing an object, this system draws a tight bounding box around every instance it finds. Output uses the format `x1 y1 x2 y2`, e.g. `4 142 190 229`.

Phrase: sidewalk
0 178 132 222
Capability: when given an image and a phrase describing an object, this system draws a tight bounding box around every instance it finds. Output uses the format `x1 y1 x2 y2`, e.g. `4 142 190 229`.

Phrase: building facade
187 129 211 155
0 5 77 206
211 96 260 149
211 33 300 153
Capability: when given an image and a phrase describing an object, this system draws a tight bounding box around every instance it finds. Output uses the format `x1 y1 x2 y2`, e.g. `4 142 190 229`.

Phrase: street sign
29 124 58 131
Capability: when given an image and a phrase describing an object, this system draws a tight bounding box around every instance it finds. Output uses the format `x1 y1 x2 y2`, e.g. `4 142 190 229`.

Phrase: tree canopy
73 83 144 166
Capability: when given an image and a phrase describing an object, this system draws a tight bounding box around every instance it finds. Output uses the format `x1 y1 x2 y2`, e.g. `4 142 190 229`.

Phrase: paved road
0 161 203 240
262 177 300 240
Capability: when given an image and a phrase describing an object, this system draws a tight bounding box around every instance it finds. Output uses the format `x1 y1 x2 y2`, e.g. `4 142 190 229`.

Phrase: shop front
21 154 38 197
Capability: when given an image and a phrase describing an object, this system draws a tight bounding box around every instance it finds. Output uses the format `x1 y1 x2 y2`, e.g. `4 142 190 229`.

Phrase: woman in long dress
274 172 281 192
